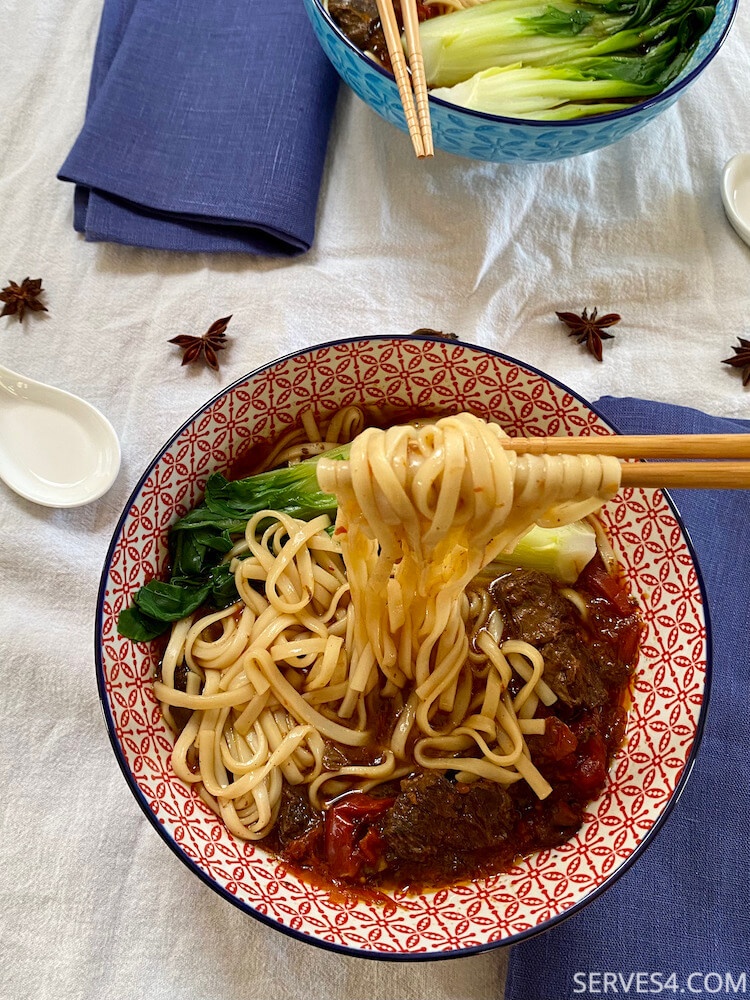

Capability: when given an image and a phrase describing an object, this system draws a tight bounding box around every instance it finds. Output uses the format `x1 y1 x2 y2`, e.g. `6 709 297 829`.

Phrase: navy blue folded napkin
505 397 750 1000
58 0 339 255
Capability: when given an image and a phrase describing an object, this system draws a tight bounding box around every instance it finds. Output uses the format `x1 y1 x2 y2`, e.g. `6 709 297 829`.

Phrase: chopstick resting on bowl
502 433 750 489
375 0 433 158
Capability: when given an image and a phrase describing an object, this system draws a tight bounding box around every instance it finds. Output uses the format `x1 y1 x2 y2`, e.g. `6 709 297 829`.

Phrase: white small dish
0 362 121 508
721 153 750 248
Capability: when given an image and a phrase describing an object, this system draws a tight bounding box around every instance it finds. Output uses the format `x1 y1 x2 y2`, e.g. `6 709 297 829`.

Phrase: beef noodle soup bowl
302 0 736 163
97 335 709 958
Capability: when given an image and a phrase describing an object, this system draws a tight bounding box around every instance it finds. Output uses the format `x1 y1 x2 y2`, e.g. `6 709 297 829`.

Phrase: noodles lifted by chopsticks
317 412 620 791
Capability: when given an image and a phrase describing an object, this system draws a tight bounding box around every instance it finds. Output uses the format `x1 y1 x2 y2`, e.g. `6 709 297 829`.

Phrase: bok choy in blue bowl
303 0 736 162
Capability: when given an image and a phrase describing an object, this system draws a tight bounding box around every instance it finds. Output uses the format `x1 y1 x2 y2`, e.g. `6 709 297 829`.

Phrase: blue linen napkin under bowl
58 0 339 255
505 397 750 1000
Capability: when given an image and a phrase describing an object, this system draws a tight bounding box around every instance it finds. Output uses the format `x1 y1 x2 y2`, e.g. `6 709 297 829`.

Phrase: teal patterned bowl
303 0 736 163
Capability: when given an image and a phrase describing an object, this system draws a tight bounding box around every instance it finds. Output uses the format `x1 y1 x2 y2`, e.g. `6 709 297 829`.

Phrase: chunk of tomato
324 793 394 879
570 732 608 798
579 553 635 617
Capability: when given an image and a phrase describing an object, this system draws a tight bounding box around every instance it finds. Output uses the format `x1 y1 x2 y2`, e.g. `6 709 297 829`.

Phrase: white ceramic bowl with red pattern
96 334 709 959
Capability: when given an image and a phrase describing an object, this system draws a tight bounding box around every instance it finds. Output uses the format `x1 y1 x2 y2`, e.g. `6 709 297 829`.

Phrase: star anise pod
722 336 750 386
169 315 232 371
1 277 48 322
556 307 620 362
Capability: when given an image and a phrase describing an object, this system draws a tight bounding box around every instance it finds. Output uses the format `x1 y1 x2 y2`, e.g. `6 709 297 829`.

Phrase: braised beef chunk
541 633 608 709
517 792 586 851
490 570 576 646
383 772 517 861
589 639 634 691
490 570 614 710
327 0 386 55
276 783 323 854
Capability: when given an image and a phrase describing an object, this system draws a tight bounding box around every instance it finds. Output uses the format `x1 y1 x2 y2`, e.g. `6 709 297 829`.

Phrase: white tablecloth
1 1 748 997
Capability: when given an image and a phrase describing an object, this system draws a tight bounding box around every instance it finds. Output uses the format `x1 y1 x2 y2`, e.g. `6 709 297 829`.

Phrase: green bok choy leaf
419 0 716 117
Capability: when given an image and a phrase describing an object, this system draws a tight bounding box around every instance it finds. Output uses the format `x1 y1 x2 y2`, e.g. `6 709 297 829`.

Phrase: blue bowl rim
308 0 737 130
95 333 713 962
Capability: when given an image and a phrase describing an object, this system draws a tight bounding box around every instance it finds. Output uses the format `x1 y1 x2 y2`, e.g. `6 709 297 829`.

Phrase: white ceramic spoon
721 153 750 248
0 362 121 508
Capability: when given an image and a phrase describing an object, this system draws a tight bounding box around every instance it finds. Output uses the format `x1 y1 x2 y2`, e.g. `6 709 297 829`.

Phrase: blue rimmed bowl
303 0 737 162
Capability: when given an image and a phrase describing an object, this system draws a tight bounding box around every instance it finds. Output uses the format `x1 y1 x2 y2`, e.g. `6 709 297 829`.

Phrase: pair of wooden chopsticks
375 0 433 158
501 434 750 490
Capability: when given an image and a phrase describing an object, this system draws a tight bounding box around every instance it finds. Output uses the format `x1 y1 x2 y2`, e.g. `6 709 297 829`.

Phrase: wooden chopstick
503 434 750 459
620 461 750 490
400 0 434 157
375 0 433 158
502 434 750 489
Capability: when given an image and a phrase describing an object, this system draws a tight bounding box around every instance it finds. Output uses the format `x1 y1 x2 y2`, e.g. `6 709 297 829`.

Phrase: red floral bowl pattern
96 335 709 959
